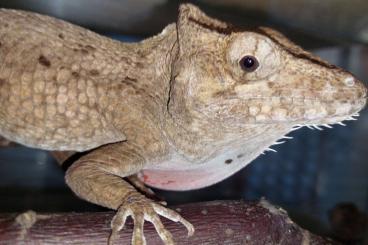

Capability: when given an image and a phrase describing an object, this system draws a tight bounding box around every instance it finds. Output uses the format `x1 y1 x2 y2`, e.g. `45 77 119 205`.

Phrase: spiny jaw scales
262 112 361 154
291 112 360 131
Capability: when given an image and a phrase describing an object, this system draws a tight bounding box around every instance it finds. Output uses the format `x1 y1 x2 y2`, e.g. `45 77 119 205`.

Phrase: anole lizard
0 3 366 245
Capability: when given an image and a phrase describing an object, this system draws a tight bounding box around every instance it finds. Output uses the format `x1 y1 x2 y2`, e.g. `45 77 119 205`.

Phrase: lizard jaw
291 111 362 131
290 81 367 129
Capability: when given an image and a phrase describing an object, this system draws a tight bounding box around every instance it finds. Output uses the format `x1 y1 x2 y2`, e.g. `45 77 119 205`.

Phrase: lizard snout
346 74 367 101
343 75 367 98
347 76 367 102
336 74 367 119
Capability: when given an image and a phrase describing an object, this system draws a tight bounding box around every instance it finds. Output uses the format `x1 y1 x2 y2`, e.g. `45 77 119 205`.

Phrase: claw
108 196 194 245
153 203 195 236
146 214 175 245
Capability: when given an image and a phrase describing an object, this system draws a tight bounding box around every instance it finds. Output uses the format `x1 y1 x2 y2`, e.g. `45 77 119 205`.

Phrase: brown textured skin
0 4 366 245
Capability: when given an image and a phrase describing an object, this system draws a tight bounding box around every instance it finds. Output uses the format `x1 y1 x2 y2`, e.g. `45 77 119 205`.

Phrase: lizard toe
108 195 193 245
108 206 130 245
132 212 146 245
146 213 174 244
152 203 195 237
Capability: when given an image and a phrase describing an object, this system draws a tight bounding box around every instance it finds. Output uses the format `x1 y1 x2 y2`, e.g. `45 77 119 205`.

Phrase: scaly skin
0 4 366 245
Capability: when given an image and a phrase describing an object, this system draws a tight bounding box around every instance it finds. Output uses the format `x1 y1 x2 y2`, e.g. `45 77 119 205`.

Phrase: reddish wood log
0 200 337 244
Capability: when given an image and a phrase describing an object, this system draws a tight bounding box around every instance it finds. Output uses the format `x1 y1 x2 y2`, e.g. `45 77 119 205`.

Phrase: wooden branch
0 200 337 244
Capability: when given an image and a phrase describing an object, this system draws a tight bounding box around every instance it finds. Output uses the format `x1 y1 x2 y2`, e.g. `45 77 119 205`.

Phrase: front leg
65 142 194 245
127 175 160 202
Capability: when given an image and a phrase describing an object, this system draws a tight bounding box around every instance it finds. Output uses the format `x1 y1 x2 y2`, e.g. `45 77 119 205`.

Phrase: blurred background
0 0 367 243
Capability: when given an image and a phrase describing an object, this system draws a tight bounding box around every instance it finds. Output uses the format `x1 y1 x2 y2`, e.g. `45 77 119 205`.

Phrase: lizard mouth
261 76 367 127
290 95 367 130
291 112 361 131
204 94 366 126
201 76 367 129
291 75 367 128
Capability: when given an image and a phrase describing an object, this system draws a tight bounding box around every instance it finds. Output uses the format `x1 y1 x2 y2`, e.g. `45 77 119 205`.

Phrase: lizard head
169 4 366 131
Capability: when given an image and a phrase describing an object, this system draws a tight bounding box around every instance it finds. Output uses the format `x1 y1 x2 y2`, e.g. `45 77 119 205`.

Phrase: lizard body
0 4 366 244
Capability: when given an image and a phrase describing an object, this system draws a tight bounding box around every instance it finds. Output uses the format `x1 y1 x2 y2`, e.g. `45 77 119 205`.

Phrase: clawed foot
108 194 194 245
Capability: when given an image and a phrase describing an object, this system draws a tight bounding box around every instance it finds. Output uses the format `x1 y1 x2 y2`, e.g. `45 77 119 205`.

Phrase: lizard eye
239 55 259 72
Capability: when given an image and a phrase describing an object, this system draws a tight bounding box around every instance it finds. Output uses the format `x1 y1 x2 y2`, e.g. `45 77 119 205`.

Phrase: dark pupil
243 57 255 68
240 55 259 72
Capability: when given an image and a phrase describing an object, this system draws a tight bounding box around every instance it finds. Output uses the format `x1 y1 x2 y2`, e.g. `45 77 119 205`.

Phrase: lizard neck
113 24 178 113
102 24 179 158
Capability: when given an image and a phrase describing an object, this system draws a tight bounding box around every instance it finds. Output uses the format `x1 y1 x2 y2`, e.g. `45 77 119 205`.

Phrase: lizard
0 3 366 244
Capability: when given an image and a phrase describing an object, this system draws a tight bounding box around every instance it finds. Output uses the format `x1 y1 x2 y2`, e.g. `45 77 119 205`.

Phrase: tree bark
0 199 337 244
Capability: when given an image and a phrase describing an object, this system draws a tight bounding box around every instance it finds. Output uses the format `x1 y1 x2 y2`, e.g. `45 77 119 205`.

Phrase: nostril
343 76 355 87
